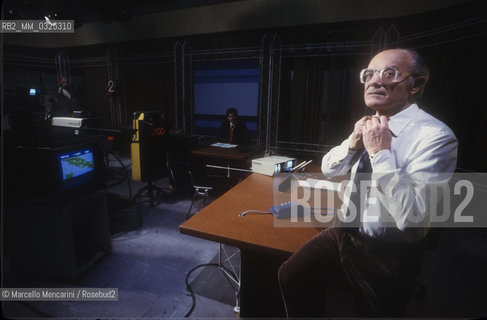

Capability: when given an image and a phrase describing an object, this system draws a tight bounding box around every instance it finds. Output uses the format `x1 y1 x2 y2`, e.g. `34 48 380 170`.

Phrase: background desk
189 145 259 189
180 173 338 316
190 146 257 163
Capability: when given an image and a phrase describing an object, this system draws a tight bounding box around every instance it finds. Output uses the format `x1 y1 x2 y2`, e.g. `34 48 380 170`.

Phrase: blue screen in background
58 149 95 181
193 60 259 138
194 60 259 117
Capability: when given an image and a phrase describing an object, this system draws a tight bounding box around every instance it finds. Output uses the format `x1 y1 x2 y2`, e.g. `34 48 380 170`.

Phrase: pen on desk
298 160 313 172
291 161 306 172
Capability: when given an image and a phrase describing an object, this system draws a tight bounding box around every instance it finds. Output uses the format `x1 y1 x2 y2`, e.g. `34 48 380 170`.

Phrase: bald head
378 48 429 99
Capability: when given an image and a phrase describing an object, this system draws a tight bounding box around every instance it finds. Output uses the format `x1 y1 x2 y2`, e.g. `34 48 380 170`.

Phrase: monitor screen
58 148 95 188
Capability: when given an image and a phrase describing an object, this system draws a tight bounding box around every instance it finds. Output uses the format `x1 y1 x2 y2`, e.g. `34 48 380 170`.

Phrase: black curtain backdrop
279 54 365 147
420 41 487 172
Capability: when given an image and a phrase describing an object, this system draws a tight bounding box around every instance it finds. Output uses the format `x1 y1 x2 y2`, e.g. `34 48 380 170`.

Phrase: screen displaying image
58 148 95 181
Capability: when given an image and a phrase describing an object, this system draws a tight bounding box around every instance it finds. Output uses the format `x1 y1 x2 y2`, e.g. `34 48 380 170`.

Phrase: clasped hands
349 115 392 156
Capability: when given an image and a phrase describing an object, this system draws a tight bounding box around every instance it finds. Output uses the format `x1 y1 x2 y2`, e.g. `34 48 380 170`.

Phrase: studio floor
2 154 487 319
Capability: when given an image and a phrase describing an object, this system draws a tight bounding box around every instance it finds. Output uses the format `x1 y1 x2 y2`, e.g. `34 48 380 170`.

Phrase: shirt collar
379 103 419 137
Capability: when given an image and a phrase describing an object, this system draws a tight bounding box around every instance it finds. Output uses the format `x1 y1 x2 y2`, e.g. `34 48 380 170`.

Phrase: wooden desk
181 173 323 255
180 172 339 316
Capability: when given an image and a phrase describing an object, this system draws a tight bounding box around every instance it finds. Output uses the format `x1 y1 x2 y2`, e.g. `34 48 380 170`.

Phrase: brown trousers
278 226 425 317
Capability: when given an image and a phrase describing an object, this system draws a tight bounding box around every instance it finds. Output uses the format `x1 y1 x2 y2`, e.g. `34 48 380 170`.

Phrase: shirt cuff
343 140 359 160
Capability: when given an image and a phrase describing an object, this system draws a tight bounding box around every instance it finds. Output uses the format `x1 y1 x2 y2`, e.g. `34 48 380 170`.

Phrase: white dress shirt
322 104 458 243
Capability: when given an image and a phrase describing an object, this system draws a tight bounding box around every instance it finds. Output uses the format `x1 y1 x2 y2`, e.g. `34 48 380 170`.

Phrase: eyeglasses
359 66 412 84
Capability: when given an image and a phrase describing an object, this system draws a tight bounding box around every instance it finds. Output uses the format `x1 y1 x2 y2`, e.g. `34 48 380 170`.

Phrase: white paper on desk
298 178 342 192
210 142 238 148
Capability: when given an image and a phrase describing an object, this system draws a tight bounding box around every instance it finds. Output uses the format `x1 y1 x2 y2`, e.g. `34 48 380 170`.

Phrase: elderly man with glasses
278 49 458 317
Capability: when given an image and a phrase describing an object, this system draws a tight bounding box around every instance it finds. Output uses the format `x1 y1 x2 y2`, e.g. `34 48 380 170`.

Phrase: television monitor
58 147 96 190
5 142 101 206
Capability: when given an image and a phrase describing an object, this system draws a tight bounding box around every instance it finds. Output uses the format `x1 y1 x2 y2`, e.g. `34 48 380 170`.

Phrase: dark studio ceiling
2 0 240 25
1 0 478 48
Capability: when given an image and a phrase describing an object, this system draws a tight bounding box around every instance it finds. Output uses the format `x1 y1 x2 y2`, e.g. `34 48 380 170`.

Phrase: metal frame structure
271 36 372 156
218 243 241 313
174 40 193 135
55 51 71 89
106 46 123 126
258 33 282 155
176 40 261 138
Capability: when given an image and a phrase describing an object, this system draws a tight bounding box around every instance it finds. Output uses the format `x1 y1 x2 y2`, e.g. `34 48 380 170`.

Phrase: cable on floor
183 262 238 318
238 208 337 217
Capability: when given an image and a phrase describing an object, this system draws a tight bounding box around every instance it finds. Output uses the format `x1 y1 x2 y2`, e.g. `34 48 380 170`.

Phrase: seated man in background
217 107 249 145
278 48 457 317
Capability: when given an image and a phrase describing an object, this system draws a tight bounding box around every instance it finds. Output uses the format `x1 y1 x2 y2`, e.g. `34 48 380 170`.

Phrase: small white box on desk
51 117 84 128
251 156 296 176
